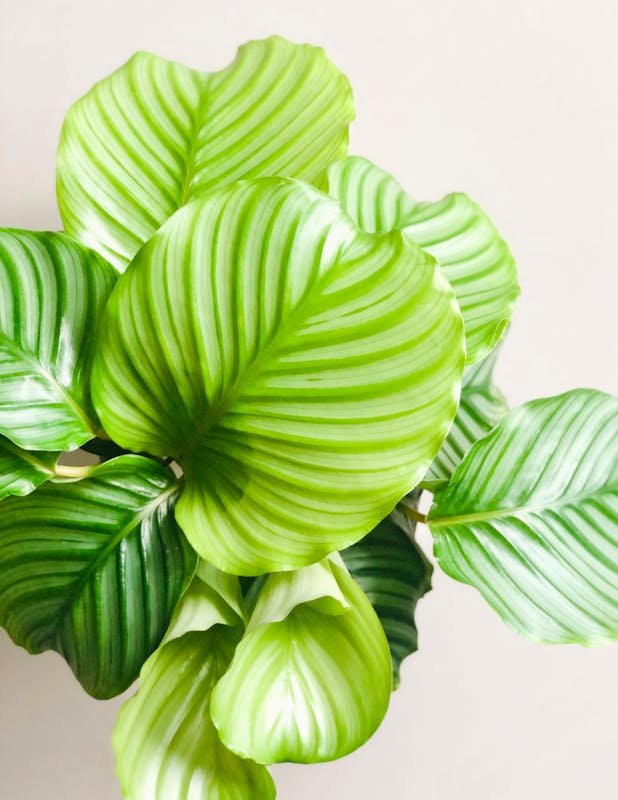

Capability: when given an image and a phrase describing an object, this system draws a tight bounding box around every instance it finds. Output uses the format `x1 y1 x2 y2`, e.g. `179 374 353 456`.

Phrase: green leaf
328 156 519 365
0 436 58 499
57 36 355 270
428 389 618 645
341 501 432 687
422 347 508 490
114 629 275 800
0 230 116 450
0 455 196 698
114 564 275 800
92 177 464 575
210 557 392 763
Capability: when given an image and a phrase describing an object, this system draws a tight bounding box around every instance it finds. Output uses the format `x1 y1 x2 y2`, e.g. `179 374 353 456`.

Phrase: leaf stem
54 463 95 479
399 503 427 526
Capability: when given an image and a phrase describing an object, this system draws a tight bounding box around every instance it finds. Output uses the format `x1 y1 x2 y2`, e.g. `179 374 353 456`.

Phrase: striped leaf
114 568 275 800
0 230 116 450
0 455 196 698
422 347 508 490
210 557 392 763
57 36 354 270
328 156 519 364
0 436 58 499
341 500 432 687
91 178 464 575
428 389 618 645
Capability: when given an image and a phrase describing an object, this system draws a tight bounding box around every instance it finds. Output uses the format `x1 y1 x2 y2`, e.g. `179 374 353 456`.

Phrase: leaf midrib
429 485 617 529
179 73 213 207
53 481 180 649
178 227 360 461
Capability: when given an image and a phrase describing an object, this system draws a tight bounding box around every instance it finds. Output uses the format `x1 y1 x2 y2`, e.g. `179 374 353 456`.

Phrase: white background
1 0 617 797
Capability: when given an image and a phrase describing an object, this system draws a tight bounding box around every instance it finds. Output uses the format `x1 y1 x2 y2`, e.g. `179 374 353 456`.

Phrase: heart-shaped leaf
92 178 464 575
0 455 196 698
114 568 275 800
0 436 58 499
422 346 508 490
341 498 432 687
429 389 618 645
0 230 116 450
57 36 354 270
328 156 519 364
210 557 392 763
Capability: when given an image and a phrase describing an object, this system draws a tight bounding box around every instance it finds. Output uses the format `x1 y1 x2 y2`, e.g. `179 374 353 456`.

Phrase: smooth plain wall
1 0 617 797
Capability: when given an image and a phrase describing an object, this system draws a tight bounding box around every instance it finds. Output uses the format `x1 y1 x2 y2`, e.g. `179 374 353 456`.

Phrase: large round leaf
341 496 432 688
422 346 508 490
57 36 354 270
328 156 519 364
92 178 464 575
0 455 196 698
429 389 618 645
0 230 116 450
114 566 274 800
210 558 392 763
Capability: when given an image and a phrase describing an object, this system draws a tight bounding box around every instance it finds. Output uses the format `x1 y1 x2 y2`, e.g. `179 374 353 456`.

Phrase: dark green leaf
342 499 432 687
0 455 196 698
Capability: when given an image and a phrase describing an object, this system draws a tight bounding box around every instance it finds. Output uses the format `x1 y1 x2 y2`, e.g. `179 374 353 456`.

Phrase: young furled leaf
57 36 355 270
328 156 519 365
210 557 392 763
0 456 195 698
91 177 464 575
429 389 618 645
114 565 275 800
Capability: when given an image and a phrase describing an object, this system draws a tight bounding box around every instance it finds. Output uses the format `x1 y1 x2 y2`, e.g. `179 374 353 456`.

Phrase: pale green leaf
0 230 116 450
163 560 246 644
422 347 508 490
0 436 58 499
115 564 274 800
341 499 432 687
91 178 464 575
328 156 519 364
210 557 392 763
429 389 618 645
0 455 196 698
114 629 275 800
57 36 354 270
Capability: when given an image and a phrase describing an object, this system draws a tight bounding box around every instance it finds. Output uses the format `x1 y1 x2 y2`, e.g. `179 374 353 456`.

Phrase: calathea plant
1 34 616 798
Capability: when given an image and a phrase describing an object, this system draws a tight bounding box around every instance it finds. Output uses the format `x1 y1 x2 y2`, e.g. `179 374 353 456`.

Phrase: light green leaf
422 347 508 490
0 455 196 698
92 178 464 575
115 629 275 800
328 156 519 364
428 389 618 645
0 436 58 499
210 557 392 763
163 560 246 644
115 566 275 800
0 230 116 450
341 499 432 687
57 36 354 270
